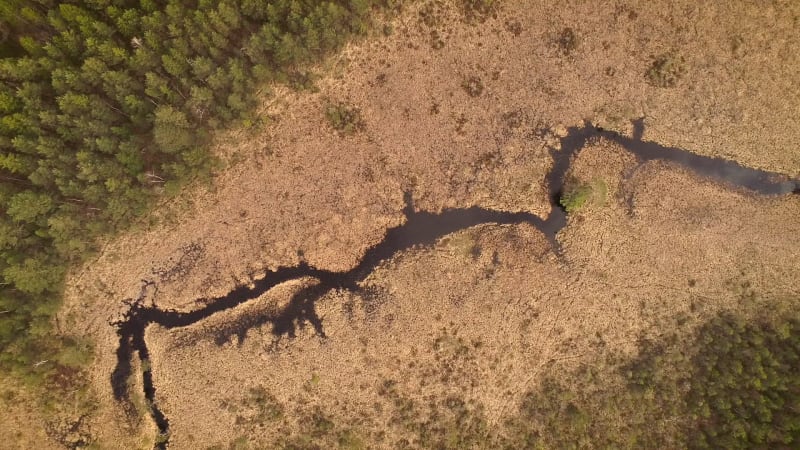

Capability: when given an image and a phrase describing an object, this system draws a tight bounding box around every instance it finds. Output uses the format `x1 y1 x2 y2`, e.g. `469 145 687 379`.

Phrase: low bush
325 102 365 135
560 178 607 212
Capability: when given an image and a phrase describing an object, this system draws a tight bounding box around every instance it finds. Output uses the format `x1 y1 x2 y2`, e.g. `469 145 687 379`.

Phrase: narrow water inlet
612 119 798 195
109 121 799 447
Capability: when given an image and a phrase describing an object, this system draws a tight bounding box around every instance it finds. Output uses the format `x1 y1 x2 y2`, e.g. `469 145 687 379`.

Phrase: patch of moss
430 30 446 49
419 1 447 28
557 27 579 55
442 232 480 259
338 429 366 449
229 436 249 450
646 53 686 87
461 76 484 97
460 0 496 23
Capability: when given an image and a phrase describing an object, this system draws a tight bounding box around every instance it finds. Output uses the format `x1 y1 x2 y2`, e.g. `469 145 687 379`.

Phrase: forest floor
10 0 798 447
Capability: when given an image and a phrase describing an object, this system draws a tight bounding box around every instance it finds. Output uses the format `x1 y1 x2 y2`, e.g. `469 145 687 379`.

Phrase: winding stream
109 121 798 447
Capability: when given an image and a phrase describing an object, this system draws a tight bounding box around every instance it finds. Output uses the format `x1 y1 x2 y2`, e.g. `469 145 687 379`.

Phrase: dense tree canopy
510 309 800 449
0 0 384 381
687 313 800 448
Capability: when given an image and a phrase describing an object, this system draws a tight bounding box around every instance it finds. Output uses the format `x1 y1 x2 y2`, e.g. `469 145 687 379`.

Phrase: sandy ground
47 0 800 447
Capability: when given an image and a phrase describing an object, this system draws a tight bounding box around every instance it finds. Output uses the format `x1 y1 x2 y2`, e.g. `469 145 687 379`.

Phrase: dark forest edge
512 302 800 450
0 0 439 391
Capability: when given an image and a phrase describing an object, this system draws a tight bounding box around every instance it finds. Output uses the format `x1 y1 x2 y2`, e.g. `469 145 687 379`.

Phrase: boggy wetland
2 0 799 449
111 121 799 447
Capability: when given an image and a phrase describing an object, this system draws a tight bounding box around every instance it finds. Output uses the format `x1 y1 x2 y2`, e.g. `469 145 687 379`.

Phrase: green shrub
557 27 579 55
154 432 171 446
325 102 365 135
560 179 607 212
507 307 800 449
238 386 284 426
686 313 800 449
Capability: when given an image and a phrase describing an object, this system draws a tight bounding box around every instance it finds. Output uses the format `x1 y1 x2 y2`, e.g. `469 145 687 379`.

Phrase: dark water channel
110 121 798 447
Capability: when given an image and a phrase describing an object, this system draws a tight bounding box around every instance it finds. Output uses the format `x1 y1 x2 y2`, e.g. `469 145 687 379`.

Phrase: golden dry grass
148 139 800 448
46 0 800 447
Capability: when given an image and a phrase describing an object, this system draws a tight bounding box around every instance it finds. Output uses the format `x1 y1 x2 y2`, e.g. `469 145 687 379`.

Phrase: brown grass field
6 0 796 447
